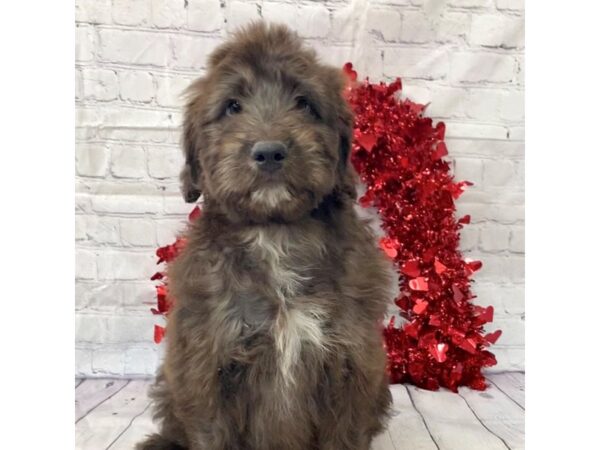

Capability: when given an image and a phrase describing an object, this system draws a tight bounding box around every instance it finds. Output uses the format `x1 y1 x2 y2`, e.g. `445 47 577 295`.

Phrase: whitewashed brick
103 109 180 130
515 55 524 85
171 35 221 70
76 315 109 342
76 144 109 177
125 347 158 375
507 254 524 282
75 0 111 24
446 138 523 158
480 223 510 252
296 4 331 39
75 216 87 241
448 0 492 7
92 348 125 375
501 90 524 121
509 225 524 253
491 316 524 346
465 88 504 121
119 71 154 103
496 0 524 11
75 25 94 62
261 2 296 30
76 193 92 214
366 8 402 42
163 196 195 215
502 284 525 315
76 249 97 280
459 225 479 251
75 349 93 376
80 215 121 244
436 12 470 43
262 2 331 39
187 0 224 32
110 144 146 178
486 204 524 224
77 281 155 309
75 69 84 101
156 75 191 108
227 1 260 31
450 51 515 83
99 29 170 66
106 315 156 344
453 157 483 185
80 69 118 101
514 159 524 182
97 251 156 280
330 6 357 42
401 12 434 43
427 86 468 118
152 0 187 28
384 48 449 80
483 159 515 186
120 218 157 247
491 347 524 372
156 219 187 245
444 122 507 140
92 195 162 214
476 254 509 282
147 147 182 179
399 84 431 105
112 0 152 26
470 14 524 48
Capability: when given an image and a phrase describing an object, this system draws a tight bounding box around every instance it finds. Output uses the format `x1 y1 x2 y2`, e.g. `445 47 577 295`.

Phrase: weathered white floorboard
488 372 525 409
459 383 525 450
76 378 129 422
407 385 509 450
75 373 525 450
388 385 438 450
371 429 397 450
76 380 151 450
107 398 155 450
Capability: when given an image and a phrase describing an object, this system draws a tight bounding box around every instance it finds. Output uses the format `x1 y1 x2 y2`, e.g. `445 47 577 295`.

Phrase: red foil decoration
344 63 500 391
149 63 502 393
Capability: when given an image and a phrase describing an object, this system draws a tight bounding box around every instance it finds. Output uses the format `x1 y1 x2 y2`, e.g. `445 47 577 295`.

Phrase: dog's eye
225 99 242 116
296 96 319 119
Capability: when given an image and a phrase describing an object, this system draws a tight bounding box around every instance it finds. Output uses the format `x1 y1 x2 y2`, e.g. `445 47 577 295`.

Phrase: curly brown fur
137 22 393 450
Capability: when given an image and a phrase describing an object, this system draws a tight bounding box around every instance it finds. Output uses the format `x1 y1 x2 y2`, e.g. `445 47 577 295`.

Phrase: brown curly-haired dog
137 22 393 450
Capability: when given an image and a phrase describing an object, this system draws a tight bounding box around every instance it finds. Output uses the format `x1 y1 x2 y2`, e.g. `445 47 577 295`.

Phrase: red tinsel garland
150 64 500 392
344 63 499 391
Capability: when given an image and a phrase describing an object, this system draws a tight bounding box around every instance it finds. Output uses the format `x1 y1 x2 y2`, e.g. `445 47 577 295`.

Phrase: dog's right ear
180 79 205 203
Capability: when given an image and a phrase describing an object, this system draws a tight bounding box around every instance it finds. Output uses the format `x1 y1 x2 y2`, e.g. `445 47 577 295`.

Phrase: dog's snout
251 141 288 172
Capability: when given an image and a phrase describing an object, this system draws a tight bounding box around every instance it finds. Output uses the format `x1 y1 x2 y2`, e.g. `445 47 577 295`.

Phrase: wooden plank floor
75 372 524 450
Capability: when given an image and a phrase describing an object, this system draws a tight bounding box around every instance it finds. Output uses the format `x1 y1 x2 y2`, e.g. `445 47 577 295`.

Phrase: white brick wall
75 0 525 377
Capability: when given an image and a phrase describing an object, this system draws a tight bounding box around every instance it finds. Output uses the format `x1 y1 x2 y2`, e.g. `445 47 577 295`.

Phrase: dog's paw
135 433 186 450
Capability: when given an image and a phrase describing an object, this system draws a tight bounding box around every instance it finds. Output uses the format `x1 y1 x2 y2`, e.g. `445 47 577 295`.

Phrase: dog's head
181 22 356 223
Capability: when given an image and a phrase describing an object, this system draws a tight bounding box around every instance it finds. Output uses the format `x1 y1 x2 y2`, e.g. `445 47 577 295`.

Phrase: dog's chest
228 227 329 382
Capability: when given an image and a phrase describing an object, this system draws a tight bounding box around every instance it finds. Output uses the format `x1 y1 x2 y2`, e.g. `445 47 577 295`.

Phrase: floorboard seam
106 400 152 450
487 378 525 410
404 386 440 450
458 392 511 450
76 380 132 425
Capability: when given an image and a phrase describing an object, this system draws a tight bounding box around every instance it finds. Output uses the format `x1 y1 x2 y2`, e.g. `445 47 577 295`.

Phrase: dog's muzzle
251 141 288 173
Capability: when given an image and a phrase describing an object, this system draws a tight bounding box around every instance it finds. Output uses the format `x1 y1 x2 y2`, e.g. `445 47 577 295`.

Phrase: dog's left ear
180 79 205 203
334 88 358 201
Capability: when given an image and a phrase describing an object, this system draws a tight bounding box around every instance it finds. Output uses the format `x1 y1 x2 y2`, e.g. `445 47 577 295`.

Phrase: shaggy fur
137 22 393 450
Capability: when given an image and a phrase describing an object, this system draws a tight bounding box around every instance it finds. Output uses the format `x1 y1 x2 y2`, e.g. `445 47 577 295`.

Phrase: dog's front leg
317 358 392 450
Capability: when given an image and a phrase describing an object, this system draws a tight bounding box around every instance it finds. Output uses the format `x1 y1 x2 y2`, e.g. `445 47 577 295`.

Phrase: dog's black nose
251 141 288 172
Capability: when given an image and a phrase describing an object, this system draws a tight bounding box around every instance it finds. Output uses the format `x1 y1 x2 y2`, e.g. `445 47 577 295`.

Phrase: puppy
137 22 393 450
